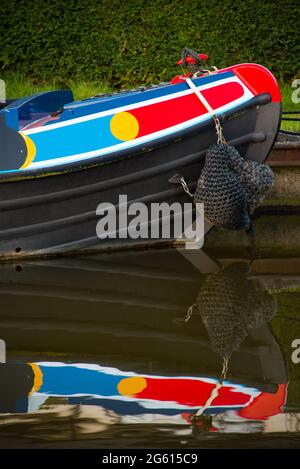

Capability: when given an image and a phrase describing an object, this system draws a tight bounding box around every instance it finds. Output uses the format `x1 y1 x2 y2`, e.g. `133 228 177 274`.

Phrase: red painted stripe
132 93 206 137
225 63 281 103
131 81 244 138
202 82 244 109
238 383 287 420
135 378 252 407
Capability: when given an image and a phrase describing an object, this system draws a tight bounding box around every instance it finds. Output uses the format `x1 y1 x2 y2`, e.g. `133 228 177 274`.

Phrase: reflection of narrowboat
0 249 286 386
0 359 287 425
0 57 281 259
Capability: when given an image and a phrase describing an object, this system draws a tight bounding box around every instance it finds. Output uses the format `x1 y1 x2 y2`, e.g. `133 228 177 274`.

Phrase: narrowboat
0 60 281 259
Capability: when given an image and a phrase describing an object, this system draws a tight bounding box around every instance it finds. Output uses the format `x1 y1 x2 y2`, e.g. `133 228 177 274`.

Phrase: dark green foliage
0 0 298 88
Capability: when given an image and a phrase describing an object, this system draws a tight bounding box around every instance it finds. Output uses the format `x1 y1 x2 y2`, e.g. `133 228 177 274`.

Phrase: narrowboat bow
0 59 281 259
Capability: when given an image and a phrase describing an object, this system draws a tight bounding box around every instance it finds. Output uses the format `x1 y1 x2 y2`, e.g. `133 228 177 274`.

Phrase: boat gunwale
0 93 271 183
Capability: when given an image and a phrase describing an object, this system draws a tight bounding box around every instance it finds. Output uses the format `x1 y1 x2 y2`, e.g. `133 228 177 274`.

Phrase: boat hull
0 101 281 259
0 65 281 259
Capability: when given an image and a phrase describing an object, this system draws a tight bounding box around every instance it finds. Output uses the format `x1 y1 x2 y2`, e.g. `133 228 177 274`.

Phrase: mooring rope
185 76 227 145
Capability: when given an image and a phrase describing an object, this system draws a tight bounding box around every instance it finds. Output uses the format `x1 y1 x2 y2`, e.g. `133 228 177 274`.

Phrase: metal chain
214 116 227 145
179 176 194 197
185 303 196 322
221 355 229 383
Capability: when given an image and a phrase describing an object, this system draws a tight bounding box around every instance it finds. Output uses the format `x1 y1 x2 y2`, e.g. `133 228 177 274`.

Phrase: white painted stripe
186 77 215 116
23 75 250 135
27 92 252 170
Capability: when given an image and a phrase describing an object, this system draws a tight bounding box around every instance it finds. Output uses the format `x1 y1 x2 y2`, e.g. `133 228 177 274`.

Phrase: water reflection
0 248 299 447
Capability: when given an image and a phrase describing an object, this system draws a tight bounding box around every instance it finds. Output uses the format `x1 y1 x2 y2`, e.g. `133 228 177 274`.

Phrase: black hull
0 95 281 259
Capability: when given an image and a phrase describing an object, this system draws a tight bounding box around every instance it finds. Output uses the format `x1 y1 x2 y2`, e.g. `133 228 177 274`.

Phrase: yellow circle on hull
28 363 43 394
110 111 139 141
117 377 147 396
19 132 37 169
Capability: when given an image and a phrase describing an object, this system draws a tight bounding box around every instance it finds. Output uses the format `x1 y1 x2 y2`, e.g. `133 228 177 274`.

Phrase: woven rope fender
193 144 274 230
170 48 275 231
196 262 277 359
187 262 277 429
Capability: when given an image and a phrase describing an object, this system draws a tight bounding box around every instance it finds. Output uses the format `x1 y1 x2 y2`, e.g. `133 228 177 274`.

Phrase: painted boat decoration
0 60 281 259
0 360 287 426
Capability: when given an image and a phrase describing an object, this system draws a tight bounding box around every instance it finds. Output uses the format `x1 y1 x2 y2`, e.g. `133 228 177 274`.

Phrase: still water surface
0 247 300 448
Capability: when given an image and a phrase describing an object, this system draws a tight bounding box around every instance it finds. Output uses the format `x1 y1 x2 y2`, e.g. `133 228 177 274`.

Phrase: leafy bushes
0 0 298 87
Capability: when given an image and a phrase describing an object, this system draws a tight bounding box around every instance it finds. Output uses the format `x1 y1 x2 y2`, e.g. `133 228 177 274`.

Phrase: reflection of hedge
0 0 299 87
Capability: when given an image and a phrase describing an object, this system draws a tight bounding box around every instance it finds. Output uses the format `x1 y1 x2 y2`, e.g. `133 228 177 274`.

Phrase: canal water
0 239 300 448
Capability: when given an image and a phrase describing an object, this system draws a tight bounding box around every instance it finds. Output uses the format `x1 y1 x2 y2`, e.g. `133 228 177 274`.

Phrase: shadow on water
0 246 300 448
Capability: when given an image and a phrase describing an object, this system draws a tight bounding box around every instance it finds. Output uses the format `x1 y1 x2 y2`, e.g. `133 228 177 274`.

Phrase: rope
193 356 229 418
185 77 226 144
194 382 223 417
185 77 215 116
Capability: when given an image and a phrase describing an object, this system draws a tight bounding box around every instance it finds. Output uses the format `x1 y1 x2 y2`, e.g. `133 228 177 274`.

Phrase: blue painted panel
31 115 120 162
38 365 126 396
3 108 19 130
0 90 74 130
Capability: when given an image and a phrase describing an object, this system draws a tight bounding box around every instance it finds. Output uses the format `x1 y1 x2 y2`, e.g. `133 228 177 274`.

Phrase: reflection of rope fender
186 262 278 430
196 262 277 358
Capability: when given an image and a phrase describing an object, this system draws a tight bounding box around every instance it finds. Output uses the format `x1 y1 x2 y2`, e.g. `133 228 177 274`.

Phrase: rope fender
170 48 275 231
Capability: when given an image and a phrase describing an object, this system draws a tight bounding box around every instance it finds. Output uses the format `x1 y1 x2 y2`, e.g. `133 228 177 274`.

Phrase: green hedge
0 0 299 87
